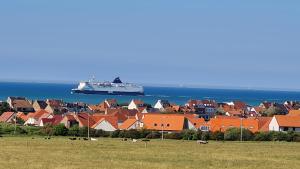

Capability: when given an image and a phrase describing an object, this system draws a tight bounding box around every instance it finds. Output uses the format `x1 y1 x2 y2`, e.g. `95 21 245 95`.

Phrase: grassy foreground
0 137 300 169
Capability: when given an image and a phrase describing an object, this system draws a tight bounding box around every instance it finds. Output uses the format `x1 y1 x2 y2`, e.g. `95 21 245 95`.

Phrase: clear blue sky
0 1 299 90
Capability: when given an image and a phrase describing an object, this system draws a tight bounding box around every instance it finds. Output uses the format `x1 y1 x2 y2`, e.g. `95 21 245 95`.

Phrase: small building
7 97 35 113
91 116 118 131
154 100 171 112
128 99 145 110
32 100 48 112
24 110 53 126
269 115 300 132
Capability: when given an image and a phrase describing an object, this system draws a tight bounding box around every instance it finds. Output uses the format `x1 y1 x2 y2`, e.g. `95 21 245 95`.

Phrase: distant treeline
1 122 300 142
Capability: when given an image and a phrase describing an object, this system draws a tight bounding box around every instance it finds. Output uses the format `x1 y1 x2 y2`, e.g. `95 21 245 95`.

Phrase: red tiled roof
0 112 15 122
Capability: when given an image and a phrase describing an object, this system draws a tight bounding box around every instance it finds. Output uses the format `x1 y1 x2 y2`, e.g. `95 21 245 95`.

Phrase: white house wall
269 117 279 131
94 121 116 131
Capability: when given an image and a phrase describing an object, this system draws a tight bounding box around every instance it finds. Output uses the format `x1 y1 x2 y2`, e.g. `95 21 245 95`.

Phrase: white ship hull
72 78 144 96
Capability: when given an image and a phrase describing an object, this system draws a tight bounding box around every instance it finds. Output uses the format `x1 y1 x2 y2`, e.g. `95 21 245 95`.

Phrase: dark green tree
0 102 10 116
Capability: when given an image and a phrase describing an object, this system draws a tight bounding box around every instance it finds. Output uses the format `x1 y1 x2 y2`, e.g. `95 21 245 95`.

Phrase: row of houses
6 97 88 114
1 108 300 133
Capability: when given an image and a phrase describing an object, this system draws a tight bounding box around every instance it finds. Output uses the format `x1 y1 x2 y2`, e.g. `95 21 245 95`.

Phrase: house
119 118 141 130
45 99 67 114
257 117 272 132
60 114 79 128
128 99 145 110
7 97 35 113
208 116 260 133
39 115 63 127
74 113 96 128
0 112 16 123
154 100 171 111
24 110 53 126
91 116 118 131
32 100 48 111
183 114 206 131
141 114 188 132
89 99 118 112
269 115 300 132
259 102 272 109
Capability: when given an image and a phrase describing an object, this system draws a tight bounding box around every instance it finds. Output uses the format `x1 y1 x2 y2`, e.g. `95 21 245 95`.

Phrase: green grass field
0 137 300 169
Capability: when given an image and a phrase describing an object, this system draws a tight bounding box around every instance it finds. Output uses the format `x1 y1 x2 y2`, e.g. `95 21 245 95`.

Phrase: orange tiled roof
119 118 138 130
256 117 272 132
209 117 259 132
16 112 28 121
142 114 185 131
274 115 300 127
28 109 51 119
288 110 300 116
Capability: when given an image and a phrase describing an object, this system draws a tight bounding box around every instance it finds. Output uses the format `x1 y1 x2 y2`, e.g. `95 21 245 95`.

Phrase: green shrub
40 124 54 136
110 130 120 138
164 133 182 140
53 124 68 136
271 132 288 141
124 129 141 139
68 125 79 137
254 132 272 141
146 131 161 139
140 129 151 138
182 130 196 140
224 128 253 141
94 129 110 137
211 131 224 141
79 127 88 137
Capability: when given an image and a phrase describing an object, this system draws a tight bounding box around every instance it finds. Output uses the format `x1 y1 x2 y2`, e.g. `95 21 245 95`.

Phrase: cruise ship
72 77 144 96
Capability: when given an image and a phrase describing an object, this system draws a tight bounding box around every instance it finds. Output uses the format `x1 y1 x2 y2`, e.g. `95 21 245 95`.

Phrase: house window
194 123 197 126
167 124 170 127
283 127 288 131
154 123 157 126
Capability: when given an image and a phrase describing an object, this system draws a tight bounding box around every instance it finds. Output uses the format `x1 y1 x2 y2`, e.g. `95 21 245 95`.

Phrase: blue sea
0 82 300 106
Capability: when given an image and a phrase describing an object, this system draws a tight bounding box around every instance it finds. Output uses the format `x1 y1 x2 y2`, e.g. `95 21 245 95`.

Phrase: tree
68 125 79 137
0 102 10 116
53 124 68 136
264 106 285 117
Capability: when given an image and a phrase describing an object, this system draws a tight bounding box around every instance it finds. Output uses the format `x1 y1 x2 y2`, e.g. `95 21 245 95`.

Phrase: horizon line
0 79 300 93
